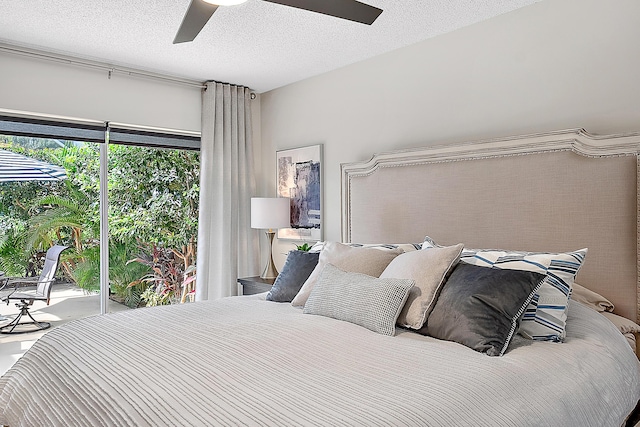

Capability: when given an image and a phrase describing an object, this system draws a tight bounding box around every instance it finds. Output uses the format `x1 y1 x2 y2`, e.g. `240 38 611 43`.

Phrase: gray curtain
196 81 259 301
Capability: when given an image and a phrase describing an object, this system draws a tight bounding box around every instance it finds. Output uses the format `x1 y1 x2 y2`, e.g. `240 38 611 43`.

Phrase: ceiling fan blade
264 0 382 25
174 0 219 44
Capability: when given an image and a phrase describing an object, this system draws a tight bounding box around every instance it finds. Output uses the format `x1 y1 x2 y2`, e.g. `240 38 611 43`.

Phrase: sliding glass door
0 113 200 315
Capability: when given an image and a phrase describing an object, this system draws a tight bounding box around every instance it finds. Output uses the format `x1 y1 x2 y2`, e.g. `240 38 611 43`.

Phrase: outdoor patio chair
0 245 69 334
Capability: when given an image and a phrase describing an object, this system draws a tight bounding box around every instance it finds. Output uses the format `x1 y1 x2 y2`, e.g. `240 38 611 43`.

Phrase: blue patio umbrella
0 149 67 182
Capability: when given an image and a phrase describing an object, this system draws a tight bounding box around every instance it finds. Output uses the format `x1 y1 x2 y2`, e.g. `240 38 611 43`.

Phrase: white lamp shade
251 197 290 229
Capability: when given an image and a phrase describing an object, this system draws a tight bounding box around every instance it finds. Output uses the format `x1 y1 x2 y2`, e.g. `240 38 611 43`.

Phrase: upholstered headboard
342 129 640 323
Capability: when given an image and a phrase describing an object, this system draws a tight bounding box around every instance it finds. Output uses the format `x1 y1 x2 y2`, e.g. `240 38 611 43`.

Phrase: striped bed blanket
0 297 638 426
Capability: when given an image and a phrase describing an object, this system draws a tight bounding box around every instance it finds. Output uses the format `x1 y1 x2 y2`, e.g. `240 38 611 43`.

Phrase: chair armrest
1 277 51 292
0 278 14 293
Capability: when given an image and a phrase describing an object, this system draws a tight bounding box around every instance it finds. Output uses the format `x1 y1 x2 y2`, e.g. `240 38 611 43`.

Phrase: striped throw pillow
422 236 587 342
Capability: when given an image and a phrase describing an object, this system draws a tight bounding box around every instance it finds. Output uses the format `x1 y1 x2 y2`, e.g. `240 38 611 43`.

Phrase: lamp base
260 230 279 280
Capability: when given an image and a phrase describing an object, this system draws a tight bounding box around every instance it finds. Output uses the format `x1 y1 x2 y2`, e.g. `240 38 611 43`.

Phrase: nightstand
238 276 275 295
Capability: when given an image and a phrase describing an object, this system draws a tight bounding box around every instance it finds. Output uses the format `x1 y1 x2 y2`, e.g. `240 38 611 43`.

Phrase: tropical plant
180 264 196 303
128 244 188 306
68 245 100 292
107 242 153 307
296 242 312 251
26 182 99 253
0 228 29 276
139 286 165 307
69 242 152 307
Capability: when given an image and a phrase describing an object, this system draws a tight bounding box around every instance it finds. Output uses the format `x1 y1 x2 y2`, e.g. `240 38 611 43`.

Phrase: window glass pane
0 135 112 371
107 144 199 308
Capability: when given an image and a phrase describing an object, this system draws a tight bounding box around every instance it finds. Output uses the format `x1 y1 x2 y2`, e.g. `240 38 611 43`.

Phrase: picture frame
276 144 322 241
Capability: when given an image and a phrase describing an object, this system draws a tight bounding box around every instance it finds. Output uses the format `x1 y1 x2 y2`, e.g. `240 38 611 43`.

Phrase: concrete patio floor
0 282 129 376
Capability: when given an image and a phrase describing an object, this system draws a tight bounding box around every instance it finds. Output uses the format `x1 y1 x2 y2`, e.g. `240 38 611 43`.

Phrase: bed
1 128 640 426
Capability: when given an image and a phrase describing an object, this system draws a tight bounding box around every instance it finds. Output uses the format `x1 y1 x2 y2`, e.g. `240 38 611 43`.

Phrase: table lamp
251 197 291 279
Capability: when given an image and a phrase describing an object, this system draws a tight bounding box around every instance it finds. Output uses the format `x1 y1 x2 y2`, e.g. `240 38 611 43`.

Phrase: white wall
0 53 202 132
260 0 640 266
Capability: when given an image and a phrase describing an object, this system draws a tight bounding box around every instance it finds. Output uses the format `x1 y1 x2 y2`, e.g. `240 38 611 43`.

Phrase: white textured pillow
380 244 463 329
291 242 403 307
303 264 414 336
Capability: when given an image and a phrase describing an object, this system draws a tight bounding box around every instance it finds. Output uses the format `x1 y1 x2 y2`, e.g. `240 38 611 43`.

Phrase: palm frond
34 194 83 213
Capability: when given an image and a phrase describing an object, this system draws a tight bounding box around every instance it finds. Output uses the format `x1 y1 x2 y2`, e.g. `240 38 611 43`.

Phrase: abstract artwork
276 144 322 241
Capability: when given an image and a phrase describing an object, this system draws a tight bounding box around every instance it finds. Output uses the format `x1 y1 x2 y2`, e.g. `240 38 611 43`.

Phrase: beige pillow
291 242 403 307
601 311 640 356
571 282 615 312
570 284 639 356
380 244 463 329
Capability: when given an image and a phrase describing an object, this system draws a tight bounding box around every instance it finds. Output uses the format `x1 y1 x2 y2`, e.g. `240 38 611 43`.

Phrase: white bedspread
0 298 638 427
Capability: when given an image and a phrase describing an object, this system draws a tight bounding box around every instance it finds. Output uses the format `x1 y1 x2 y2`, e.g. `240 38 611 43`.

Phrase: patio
0 283 129 375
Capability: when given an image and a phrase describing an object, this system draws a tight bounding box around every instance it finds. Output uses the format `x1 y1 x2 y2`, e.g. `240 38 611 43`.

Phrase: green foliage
27 184 98 252
109 242 152 308
69 245 100 292
0 135 199 307
108 145 199 249
139 286 166 307
0 228 29 276
130 244 186 306
296 243 312 251
72 242 153 307
68 239 153 308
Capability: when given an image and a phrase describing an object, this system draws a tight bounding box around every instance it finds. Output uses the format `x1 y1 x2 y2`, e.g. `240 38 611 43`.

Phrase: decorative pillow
291 242 404 307
600 311 640 355
422 236 587 342
266 250 320 302
379 244 463 329
570 282 615 313
423 262 545 356
303 264 414 336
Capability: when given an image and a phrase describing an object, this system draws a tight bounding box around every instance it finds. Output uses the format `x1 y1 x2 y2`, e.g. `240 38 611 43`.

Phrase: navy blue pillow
267 250 320 302
422 262 545 356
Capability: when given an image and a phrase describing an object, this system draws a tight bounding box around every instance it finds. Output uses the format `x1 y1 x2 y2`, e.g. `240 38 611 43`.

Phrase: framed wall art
276 144 322 241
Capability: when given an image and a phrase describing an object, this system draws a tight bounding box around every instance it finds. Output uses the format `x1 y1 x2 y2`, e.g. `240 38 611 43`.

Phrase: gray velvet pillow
266 250 320 302
303 264 414 336
423 262 545 356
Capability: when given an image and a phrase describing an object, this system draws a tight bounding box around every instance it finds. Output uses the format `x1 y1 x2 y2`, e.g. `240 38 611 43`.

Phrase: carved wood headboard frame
342 129 640 322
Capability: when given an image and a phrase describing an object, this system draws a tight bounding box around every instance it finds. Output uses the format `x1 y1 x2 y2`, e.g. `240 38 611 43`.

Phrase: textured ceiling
0 0 541 93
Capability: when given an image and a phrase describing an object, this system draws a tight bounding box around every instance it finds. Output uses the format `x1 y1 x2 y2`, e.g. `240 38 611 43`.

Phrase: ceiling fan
174 0 383 44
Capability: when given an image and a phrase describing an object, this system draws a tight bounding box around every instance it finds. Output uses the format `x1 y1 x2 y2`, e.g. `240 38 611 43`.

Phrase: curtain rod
0 43 207 90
